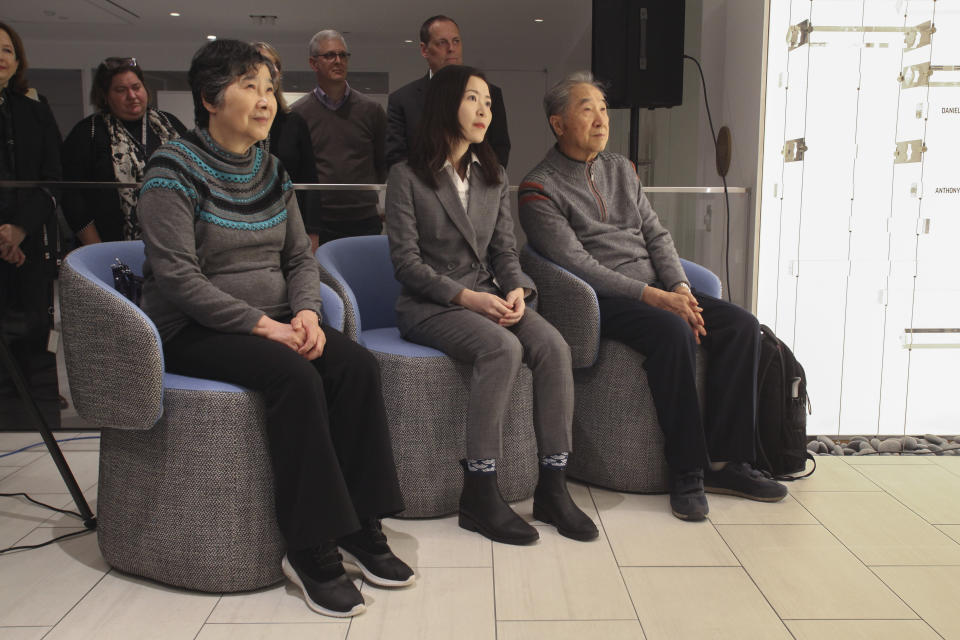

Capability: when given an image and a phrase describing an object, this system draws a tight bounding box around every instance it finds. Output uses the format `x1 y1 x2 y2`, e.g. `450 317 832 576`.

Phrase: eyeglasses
313 51 351 61
102 57 139 70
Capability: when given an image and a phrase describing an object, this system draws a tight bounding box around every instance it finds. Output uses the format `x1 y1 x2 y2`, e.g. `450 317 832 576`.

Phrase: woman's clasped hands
253 310 326 360
453 287 526 327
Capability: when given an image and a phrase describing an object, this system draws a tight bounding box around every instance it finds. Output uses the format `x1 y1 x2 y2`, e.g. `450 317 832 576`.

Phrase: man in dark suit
386 15 510 169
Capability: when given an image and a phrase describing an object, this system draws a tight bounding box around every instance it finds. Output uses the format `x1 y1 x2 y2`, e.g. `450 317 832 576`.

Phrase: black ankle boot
458 460 539 545
533 466 599 541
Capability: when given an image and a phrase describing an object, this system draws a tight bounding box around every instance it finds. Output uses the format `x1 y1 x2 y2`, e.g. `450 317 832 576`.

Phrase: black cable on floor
0 492 95 554
0 528 94 554
0 435 101 460
683 53 732 302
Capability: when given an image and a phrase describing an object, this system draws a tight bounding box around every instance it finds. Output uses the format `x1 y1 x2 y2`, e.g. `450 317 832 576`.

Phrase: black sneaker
670 469 709 521
282 543 365 618
339 519 415 588
704 462 788 502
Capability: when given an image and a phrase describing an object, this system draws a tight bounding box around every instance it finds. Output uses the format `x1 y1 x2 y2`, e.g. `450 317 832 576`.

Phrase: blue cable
0 435 101 459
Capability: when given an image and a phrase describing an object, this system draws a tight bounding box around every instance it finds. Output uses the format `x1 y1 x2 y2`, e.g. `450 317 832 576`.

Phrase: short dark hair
0 21 30 95
91 58 147 113
188 39 275 128
409 65 501 190
419 15 460 46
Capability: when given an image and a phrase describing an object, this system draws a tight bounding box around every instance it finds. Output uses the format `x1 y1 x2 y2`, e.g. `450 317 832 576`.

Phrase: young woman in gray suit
385 65 597 545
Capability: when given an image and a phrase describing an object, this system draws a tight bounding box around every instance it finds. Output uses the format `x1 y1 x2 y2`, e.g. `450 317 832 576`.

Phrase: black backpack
755 324 815 480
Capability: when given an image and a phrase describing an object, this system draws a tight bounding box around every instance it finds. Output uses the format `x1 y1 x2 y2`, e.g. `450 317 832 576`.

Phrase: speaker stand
0 334 97 530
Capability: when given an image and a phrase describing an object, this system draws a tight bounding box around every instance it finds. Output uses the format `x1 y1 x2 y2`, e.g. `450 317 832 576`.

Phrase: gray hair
543 71 606 136
309 30 348 57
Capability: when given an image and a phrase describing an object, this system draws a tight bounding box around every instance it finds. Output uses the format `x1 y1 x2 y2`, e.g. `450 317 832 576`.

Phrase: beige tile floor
2 435 960 639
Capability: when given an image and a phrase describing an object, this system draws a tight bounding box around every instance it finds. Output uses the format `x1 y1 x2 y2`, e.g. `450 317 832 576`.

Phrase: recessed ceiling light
206 35 216 40
404 39 414 43
534 18 544 23
169 12 180 17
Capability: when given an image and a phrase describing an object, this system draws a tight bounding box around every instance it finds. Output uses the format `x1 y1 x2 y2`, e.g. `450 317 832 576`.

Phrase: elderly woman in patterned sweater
137 39 413 619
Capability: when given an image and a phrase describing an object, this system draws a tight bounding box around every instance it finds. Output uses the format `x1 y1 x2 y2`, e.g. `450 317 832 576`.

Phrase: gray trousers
405 307 574 460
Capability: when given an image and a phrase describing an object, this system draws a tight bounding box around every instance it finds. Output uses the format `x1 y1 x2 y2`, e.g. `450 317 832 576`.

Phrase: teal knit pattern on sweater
138 128 323 342
141 128 291 230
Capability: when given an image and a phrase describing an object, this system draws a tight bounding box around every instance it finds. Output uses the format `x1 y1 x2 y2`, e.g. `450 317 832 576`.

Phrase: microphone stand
0 334 96 529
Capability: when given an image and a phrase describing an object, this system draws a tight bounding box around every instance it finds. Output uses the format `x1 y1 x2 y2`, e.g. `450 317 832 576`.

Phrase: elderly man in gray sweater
518 71 786 521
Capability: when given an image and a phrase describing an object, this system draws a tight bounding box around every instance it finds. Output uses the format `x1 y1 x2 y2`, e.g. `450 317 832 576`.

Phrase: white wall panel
759 0 956 435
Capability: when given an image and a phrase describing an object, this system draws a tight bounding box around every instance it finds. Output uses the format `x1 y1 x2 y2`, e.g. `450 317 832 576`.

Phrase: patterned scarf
101 108 180 239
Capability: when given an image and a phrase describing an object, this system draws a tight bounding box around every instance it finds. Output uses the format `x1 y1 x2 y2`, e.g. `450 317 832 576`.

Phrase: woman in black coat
61 57 186 244
253 42 321 252
0 21 63 427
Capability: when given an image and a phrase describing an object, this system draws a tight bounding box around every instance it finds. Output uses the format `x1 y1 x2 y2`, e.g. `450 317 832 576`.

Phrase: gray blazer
385 161 536 335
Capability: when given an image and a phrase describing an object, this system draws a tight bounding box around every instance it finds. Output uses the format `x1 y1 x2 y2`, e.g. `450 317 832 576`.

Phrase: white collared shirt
442 153 479 211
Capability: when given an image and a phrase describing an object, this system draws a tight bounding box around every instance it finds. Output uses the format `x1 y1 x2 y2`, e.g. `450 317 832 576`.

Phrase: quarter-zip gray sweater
518 146 688 300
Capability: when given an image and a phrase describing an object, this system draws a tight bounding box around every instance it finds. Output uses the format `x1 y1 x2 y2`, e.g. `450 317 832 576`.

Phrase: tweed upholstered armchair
520 246 720 493
315 234 538 518
59 241 344 592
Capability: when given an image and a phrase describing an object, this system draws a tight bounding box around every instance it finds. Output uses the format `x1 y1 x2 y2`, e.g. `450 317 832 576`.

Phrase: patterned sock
540 452 569 469
466 458 496 473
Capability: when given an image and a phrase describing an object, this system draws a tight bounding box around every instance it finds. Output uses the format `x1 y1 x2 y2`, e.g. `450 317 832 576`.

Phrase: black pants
164 323 404 551
598 291 760 471
315 216 383 247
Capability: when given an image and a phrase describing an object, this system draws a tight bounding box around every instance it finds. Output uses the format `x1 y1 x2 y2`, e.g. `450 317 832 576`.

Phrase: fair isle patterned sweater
138 128 323 342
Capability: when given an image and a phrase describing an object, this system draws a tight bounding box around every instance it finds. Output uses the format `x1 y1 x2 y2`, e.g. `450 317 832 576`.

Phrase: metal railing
0 180 748 195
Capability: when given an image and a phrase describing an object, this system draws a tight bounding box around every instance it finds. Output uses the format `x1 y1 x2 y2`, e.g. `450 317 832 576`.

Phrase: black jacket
0 90 61 311
268 110 318 227
386 74 511 170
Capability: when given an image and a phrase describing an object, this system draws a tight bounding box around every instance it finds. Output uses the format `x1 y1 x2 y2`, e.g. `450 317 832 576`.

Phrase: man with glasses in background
291 30 386 246
385 15 511 169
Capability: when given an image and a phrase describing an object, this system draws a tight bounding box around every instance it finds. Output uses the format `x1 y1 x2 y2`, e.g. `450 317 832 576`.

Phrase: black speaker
592 0 685 109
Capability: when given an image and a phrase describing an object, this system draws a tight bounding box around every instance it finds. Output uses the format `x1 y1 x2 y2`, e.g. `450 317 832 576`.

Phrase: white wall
690 0 766 308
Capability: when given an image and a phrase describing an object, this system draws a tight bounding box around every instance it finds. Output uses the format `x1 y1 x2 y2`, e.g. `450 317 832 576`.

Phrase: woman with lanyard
61 57 187 244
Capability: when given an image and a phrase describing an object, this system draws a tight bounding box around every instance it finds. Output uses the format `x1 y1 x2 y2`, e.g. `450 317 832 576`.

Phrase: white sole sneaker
281 555 366 618
340 548 416 588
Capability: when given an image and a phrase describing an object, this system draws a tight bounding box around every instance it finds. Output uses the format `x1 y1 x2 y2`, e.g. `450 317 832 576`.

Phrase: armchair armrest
680 259 722 298
520 246 600 368
314 258 360 342
318 281 345 333
59 253 164 429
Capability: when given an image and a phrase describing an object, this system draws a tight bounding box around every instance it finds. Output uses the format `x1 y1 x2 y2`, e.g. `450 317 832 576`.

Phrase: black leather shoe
282 543 365 617
459 460 539 545
339 519 415 587
670 468 709 521
533 466 599 541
